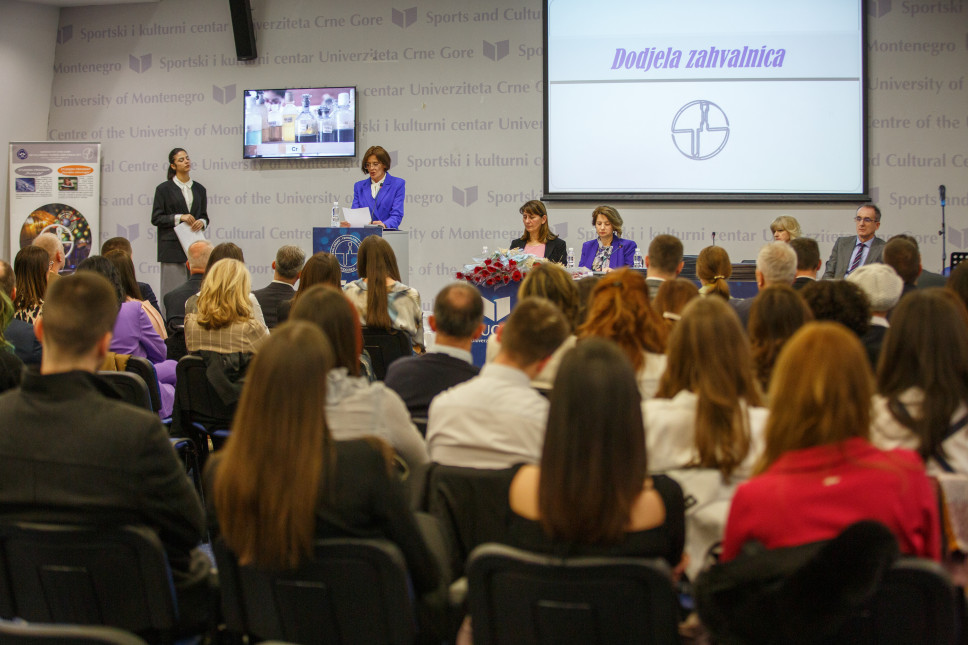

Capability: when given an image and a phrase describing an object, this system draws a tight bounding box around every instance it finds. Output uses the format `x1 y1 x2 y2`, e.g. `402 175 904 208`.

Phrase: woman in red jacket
722 321 939 562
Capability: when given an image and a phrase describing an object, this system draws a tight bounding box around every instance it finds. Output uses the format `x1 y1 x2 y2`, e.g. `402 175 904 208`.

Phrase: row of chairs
0 519 959 645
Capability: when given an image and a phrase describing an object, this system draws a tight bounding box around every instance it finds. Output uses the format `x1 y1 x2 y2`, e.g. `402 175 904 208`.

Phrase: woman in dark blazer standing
578 205 637 271
151 147 208 302
509 200 567 264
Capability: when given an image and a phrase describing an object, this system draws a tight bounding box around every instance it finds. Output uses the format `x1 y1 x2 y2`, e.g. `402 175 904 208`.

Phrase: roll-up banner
8 142 100 271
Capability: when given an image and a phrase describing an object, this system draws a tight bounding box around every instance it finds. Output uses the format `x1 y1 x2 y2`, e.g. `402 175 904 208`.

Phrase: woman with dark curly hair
799 279 870 338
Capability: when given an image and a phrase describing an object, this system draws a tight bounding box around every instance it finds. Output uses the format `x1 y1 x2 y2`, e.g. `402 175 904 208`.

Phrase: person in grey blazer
822 205 886 279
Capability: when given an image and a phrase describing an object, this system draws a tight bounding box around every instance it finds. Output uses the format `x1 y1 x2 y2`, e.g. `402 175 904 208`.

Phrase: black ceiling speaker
228 0 257 60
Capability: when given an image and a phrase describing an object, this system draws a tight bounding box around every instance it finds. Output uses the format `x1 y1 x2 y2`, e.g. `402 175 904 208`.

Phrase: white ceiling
17 0 159 6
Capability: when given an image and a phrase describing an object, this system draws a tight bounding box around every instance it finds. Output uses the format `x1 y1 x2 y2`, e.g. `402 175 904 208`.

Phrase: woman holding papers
352 145 405 229
151 147 209 300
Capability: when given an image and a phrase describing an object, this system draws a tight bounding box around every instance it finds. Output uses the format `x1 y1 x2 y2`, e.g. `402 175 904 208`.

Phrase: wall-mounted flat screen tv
242 87 356 160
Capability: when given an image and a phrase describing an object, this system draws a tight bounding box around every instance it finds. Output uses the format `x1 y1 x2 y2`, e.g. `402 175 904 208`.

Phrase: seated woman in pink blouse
509 200 567 264
722 322 940 562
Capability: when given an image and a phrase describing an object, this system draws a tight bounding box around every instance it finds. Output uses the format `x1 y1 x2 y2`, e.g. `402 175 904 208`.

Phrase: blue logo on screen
671 100 730 161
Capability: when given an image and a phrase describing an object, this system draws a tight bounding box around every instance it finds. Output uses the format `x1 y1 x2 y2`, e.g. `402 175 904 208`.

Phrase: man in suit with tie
822 205 886 279
252 245 306 330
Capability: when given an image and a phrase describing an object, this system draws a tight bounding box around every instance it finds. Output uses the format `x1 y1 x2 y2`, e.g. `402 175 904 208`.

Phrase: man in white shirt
426 297 569 469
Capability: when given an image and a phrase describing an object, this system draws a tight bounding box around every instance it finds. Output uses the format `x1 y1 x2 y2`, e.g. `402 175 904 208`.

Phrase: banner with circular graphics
8 142 101 270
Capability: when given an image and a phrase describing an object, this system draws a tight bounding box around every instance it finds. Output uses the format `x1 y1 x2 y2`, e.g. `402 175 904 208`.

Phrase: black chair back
696 520 960 645
0 618 148 645
467 543 680 645
213 538 416 645
124 357 162 415
96 372 152 412
833 558 959 644
0 523 177 641
361 328 412 380
173 355 235 463
423 464 517 577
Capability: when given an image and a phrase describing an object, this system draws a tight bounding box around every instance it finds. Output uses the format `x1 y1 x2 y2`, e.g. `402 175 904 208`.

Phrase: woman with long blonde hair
185 259 268 354
207 321 440 590
722 322 939 561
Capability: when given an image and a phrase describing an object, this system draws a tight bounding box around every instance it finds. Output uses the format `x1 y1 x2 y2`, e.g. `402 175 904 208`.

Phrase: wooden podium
312 227 410 283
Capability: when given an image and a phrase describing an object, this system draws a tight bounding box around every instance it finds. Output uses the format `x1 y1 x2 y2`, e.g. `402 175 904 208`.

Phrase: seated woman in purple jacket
578 205 638 272
352 145 405 229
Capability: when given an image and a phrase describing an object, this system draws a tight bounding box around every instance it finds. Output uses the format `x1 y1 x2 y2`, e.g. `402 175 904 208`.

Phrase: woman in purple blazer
579 205 638 271
352 145 406 229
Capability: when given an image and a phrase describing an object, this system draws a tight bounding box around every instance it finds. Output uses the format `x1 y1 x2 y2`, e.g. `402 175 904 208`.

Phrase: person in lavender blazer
352 145 406 229
579 205 638 272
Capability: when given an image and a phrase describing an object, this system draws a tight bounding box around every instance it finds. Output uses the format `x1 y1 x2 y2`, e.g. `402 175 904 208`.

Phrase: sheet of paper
343 206 373 227
174 222 208 255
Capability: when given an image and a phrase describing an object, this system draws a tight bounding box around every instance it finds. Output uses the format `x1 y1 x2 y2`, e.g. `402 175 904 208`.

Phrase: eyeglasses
854 216 878 224
364 162 383 169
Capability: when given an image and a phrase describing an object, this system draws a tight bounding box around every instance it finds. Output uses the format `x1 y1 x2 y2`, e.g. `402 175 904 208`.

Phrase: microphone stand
939 185 947 273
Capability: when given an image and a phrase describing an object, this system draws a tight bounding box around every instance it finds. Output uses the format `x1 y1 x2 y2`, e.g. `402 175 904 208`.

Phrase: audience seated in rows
204 321 441 593
456 338 688 644
277 250 341 324
722 322 940 561
290 285 428 470
507 337 686 565
485 262 580 390
846 263 903 367
101 236 160 313
748 285 813 396
696 245 732 300
77 255 176 419
578 268 667 398
344 236 424 351
385 282 482 421
0 271 211 631
427 297 569 469
871 288 968 474
252 244 305 330
790 237 821 290
652 277 698 328
0 259 40 365
730 241 797 329
645 234 685 301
